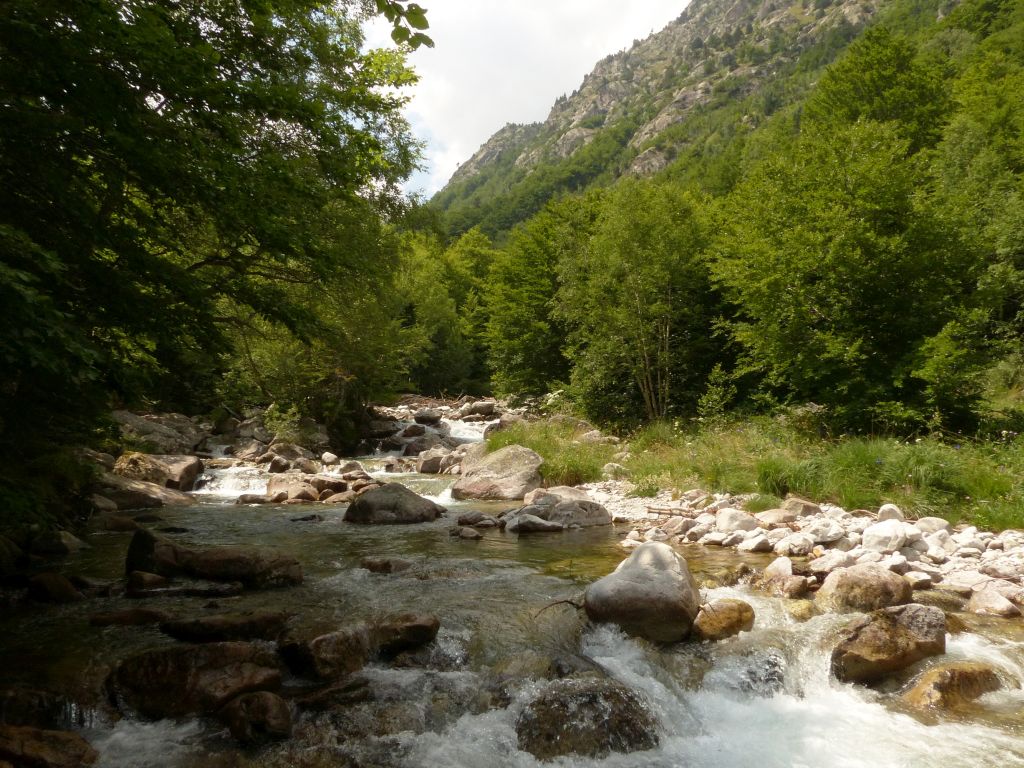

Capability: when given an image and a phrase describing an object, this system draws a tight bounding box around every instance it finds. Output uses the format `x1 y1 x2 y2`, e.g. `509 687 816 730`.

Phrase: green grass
486 421 617 487
622 417 1024 527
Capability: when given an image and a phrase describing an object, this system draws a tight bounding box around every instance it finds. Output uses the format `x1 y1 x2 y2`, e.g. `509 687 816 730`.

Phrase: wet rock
279 625 374 681
584 542 701 643
414 409 442 425
375 613 440 656
125 529 302 588
815 564 912 613
126 570 169 594
219 691 292 745
450 445 543 501
693 598 755 641
0 724 97 767
967 585 1021 617
323 491 356 504
0 689 70 730
903 662 1002 710
113 453 203 491
416 446 450 474
267 456 291 473
290 513 323 523
28 531 88 557
785 600 818 622
89 608 170 626
289 675 372 711
26 574 84 604
160 610 291 643
107 642 281 718
456 526 483 540
516 678 658 760
235 493 273 505
830 604 946 684
269 443 314 461
96 472 193 510
361 557 413 574
292 457 318 475
506 514 564 533
343 484 446 525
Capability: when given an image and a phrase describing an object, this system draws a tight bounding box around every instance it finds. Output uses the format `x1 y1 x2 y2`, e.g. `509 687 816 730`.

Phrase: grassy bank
488 417 1024 530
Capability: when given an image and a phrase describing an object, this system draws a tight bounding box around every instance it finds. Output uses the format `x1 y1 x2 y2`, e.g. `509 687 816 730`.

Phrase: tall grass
486 421 616 487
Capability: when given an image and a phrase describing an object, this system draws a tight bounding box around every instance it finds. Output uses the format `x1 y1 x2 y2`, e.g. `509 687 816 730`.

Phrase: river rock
802 517 845 544
160 611 291 643
459 400 497 418
0 724 98 768
344 484 445 525
505 514 563 533
413 408 442 425
755 508 798 526
218 691 292 745
89 608 170 626
716 508 758 533
416 447 450 474
96 472 193 510
516 678 658 760
375 613 440 656
830 604 946 683
113 453 203 491
903 662 1002 710
279 625 375 681
267 456 291 473
524 486 590 505
815 564 912 613
360 557 413 574
450 445 543 501
967 585 1021 617
693 598 755 641
782 497 821 517
111 410 207 455
876 503 904 521
914 516 950 534
26 574 85 604
861 519 910 552
756 556 809 598
808 550 856 576
584 542 701 643
107 642 282 718
774 532 815 557
124 529 302 588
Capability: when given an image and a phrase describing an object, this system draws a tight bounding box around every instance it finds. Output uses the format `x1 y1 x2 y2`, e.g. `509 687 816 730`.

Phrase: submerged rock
160 611 291 643
516 678 658 760
0 724 98 768
584 542 701 643
343 483 446 525
218 691 292 746
279 625 375 681
903 662 1002 710
107 642 282 719
450 445 543 501
830 604 946 684
124 529 302 588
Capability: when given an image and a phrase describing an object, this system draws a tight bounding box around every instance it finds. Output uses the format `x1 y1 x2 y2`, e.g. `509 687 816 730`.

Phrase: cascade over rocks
584 542 701 642
516 678 658 760
218 691 293 745
450 445 543 500
343 484 446 524
124 529 302 588
830 604 946 683
107 642 282 719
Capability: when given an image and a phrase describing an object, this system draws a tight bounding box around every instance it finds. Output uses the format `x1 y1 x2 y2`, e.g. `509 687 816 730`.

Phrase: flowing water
4 419 1024 767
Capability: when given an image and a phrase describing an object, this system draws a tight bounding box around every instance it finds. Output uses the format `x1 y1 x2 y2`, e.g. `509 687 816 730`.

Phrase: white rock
898 547 922 562
625 530 642 541
833 536 856 552
774 532 815 557
686 524 712 542
904 571 934 589
321 452 339 465
808 550 856 575
696 512 717 526
763 556 794 580
716 508 758 533
801 517 846 544
644 528 668 542
877 503 905 521
968 586 1021 617
914 516 950 534
738 535 773 553
701 531 729 546
924 546 948 564
862 519 909 553
755 508 798 526
880 553 910 574
856 551 884 564
766 528 790 545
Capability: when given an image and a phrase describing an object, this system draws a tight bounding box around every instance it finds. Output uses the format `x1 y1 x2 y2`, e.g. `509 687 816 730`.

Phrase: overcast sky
364 1 689 197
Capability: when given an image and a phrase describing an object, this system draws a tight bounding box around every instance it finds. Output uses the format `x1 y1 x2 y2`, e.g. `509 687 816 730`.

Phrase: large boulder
343 484 446 525
0 725 98 768
375 613 441 656
96 472 193 509
125 529 302 588
830 604 946 684
584 542 702 643
113 453 203 491
279 625 375 681
903 662 1002 710
503 492 612 533
516 679 658 760
107 642 282 719
450 445 543 501
111 410 208 455
815 564 912 613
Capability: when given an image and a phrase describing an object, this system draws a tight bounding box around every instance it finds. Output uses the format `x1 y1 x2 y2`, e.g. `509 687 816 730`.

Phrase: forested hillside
413 0 1024 439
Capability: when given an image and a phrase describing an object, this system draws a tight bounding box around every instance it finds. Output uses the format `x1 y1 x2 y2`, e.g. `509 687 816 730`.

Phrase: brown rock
360 557 413 574
279 625 374 681
0 725 97 768
107 642 282 718
96 472 193 509
831 604 946 684
89 608 170 626
218 691 292 745
160 611 290 643
26 574 84 604
693 599 755 641
375 614 440 656
903 662 1002 710
815 564 912 613
323 491 356 504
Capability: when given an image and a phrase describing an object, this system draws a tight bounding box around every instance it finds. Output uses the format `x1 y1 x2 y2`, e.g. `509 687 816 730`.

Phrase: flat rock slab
450 445 543 501
160 611 291 643
0 724 98 768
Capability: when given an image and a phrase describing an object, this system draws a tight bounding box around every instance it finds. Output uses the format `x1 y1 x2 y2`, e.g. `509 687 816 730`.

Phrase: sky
364 1 689 197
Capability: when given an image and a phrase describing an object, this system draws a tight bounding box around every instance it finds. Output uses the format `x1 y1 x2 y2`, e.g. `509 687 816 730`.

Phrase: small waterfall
191 464 270 498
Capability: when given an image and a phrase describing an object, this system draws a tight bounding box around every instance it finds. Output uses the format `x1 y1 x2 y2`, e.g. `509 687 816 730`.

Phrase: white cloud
365 1 689 196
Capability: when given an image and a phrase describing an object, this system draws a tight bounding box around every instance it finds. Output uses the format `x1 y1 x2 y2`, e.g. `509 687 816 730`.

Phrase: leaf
409 32 434 49
391 26 411 44
405 6 429 30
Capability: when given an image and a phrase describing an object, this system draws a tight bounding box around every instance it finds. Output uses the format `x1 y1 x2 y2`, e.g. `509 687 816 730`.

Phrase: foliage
485 421 616 487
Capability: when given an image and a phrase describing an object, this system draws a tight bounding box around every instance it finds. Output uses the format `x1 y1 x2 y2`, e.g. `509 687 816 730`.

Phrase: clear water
5 463 1024 768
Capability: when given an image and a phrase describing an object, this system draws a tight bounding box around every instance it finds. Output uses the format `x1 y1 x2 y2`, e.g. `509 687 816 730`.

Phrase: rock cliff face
436 0 884 220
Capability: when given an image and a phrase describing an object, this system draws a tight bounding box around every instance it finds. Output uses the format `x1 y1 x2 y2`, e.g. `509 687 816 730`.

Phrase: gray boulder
343 484 446 525
816 563 912 613
96 472 193 509
450 445 543 500
831 604 946 683
584 542 702 642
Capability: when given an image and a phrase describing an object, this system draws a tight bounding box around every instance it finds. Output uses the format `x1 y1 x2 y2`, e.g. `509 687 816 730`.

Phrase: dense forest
2 0 1024 528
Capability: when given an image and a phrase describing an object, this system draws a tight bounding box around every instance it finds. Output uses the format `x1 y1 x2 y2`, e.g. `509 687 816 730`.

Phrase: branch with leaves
374 1 434 48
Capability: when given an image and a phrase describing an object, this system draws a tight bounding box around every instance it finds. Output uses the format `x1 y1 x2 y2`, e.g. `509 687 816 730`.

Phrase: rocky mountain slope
432 0 912 236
